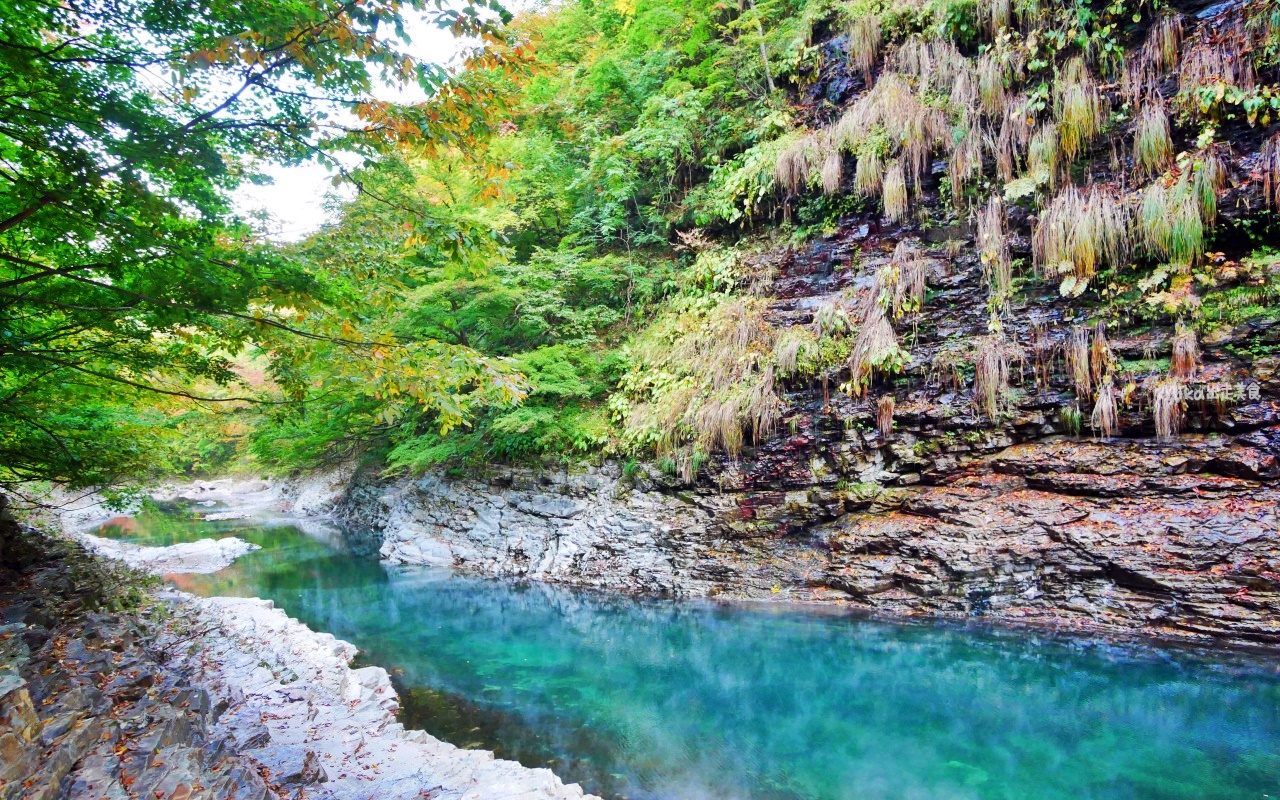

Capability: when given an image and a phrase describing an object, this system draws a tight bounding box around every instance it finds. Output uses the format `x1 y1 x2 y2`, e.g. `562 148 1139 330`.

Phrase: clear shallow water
96 510 1280 800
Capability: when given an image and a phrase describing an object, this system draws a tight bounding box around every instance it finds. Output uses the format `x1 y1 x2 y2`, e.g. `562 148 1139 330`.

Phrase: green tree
0 0 529 489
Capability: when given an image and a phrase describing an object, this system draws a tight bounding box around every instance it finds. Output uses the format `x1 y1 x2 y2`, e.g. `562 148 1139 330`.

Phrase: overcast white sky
232 13 466 241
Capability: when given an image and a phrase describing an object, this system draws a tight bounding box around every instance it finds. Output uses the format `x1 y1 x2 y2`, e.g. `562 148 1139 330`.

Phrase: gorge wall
279 0 1280 650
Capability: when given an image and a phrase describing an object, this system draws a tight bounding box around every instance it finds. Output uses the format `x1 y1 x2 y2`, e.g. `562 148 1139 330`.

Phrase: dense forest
6 0 1280 495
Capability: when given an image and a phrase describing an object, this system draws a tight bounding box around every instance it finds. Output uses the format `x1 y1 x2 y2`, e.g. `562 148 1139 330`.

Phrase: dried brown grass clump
984 0 1012 36
977 196 1012 307
1171 326 1199 380
1149 13 1185 73
846 256 921 394
931 343 968 391
1027 122 1060 186
973 334 1011 420
772 329 816 377
1065 325 1092 398
877 394 895 438
1032 186 1131 291
849 14 882 83
625 298 786 481
1055 58 1106 164
812 298 852 337
977 53 1008 118
993 100 1033 182
1180 21 1256 96
835 73 947 191
1090 320 1112 385
1091 378 1118 440
1153 377 1184 440
847 301 901 395
882 160 908 221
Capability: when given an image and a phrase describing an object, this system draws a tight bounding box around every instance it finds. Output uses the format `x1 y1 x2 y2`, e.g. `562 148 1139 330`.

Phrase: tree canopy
0 0 529 489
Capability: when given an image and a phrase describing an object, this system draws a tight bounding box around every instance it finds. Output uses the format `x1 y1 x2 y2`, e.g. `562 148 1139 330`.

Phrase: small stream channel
94 508 1280 800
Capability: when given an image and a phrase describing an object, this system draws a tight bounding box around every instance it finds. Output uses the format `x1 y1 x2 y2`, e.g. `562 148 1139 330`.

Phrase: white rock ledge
76 532 260 574
162 592 596 800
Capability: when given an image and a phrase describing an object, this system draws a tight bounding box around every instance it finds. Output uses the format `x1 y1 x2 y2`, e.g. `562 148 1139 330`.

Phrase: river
94 508 1280 800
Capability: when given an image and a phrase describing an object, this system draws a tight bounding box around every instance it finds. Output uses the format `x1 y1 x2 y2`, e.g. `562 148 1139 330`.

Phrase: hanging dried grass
1033 186 1131 290
1153 377 1184 440
977 196 1012 307
1193 148 1226 225
1171 326 1199 380
775 134 816 196
1090 320 1112 386
1140 174 1204 264
1055 58 1106 164
1065 325 1092 398
1092 378 1118 440
1133 101 1173 177
847 302 901 395
882 160 908 221
821 138 844 195
1030 323 1057 390
1027 122 1060 186
884 240 930 318
877 394 896 438
1263 134 1280 208
977 53 1009 118
949 122 984 205
973 334 1011 420
855 148 884 197
849 14 882 83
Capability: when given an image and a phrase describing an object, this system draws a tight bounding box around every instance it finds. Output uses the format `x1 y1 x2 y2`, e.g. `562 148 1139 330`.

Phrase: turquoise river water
94 509 1280 800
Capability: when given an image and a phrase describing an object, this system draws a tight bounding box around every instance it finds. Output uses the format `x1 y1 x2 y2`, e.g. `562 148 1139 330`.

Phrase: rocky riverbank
1 519 597 800
267 434 1280 650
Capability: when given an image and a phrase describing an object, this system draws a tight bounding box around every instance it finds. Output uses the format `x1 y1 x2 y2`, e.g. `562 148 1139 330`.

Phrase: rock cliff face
322 425 1279 649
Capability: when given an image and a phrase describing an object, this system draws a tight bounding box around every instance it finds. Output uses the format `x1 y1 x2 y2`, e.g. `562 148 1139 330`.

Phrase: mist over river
96 510 1280 800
